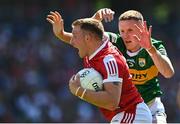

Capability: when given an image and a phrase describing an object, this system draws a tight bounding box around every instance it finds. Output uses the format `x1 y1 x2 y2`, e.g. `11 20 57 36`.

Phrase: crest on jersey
138 58 146 67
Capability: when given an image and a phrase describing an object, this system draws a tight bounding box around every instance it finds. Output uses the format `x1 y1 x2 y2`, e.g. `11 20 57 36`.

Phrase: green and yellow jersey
106 32 167 103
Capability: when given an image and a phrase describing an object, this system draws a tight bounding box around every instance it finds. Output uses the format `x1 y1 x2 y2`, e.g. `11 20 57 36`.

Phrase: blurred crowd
0 0 179 123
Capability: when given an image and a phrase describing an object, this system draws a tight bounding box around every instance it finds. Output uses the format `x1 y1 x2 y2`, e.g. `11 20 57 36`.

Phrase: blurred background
0 0 179 122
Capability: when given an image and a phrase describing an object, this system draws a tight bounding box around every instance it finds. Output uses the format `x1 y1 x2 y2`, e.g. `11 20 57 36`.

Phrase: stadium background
0 0 179 122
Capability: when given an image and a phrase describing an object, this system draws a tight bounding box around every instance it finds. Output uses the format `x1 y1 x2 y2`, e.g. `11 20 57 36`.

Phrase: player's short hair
72 18 104 39
119 10 144 22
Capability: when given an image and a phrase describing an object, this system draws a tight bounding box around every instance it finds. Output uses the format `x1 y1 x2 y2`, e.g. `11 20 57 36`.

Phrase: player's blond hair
119 10 144 22
72 18 104 39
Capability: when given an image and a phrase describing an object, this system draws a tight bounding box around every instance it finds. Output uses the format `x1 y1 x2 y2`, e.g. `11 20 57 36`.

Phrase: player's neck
88 39 103 57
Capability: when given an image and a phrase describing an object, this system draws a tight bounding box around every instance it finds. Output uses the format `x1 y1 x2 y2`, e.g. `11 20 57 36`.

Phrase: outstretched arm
46 11 72 44
133 21 174 78
46 9 115 43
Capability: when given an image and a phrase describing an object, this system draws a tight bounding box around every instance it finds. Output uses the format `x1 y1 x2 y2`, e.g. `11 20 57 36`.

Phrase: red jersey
83 37 143 121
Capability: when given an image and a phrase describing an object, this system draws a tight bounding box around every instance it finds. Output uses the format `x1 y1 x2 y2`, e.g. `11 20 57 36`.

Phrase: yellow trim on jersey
129 65 158 85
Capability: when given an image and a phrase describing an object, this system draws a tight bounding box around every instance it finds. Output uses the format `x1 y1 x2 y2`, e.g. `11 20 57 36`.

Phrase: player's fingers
46 18 54 24
143 21 148 32
75 74 80 81
47 15 56 22
104 8 111 22
133 35 141 42
134 24 142 33
110 10 115 21
50 11 58 21
137 20 144 31
102 8 107 15
104 17 108 22
106 9 114 15
149 25 152 37
102 10 107 22
69 74 76 82
55 11 62 20
105 8 108 14
99 11 102 20
61 19 64 26
107 9 114 22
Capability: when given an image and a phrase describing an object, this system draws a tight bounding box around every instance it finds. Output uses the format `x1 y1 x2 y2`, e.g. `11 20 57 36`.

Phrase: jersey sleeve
151 38 167 56
100 54 123 83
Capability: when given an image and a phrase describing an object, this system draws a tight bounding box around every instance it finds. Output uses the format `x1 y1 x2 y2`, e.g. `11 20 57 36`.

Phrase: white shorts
110 102 152 123
148 97 167 123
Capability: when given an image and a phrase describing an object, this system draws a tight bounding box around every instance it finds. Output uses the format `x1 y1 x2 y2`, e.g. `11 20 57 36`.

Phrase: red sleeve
98 54 123 83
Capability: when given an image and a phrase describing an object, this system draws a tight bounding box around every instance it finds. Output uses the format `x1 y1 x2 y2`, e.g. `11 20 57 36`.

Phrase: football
77 68 103 91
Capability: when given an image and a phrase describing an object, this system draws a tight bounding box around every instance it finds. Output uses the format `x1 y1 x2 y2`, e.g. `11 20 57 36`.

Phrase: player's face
118 20 142 52
70 26 88 58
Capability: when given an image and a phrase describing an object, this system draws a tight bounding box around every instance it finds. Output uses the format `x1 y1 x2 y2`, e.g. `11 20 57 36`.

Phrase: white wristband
75 86 81 96
80 89 87 99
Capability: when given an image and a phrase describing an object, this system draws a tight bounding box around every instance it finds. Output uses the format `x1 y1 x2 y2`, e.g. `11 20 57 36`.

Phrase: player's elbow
164 69 175 78
108 104 119 111
165 73 174 78
106 99 119 111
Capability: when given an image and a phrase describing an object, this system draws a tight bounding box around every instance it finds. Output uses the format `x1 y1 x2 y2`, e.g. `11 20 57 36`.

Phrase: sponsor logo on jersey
131 73 147 82
138 58 146 67
129 65 158 84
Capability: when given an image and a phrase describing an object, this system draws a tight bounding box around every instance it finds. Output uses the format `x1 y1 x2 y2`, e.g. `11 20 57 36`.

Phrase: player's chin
124 43 132 49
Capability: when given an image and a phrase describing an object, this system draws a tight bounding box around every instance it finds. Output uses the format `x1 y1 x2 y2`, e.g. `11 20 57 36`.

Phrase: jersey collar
126 48 143 57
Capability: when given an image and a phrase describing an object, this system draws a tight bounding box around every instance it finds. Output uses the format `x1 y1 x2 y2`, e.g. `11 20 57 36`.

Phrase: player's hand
69 74 81 95
133 21 153 50
46 11 64 38
92 8 115 22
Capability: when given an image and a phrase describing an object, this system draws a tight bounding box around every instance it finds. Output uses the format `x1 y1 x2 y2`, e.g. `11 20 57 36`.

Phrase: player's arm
46 9 115 44
69 75 122 111
147 45 174 78
79 82 121 111
134 21 174 78
46 11 72 44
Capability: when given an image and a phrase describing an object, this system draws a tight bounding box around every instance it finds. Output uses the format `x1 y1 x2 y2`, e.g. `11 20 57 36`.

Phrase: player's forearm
76 87 121 111
56 31 72 44
147 46 175 78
